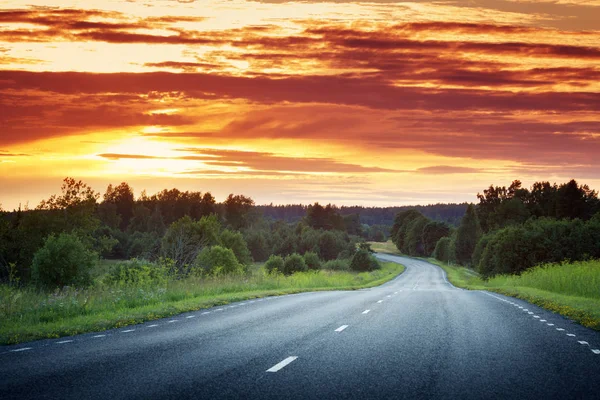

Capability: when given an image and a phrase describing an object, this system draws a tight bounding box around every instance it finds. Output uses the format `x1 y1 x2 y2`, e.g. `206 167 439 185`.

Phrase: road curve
1 255 599 399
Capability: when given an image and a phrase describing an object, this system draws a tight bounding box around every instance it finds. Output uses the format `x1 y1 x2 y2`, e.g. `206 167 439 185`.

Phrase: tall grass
0 262 403 345
485 260 600 299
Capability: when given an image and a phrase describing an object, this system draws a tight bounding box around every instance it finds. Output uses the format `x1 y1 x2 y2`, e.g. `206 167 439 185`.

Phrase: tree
422 221 451 256
220 229 253 266
103 182 135 230
32 233 97 289
225 194 255 230
556 179 599 220
343 213 363 236
245 231 270 262
200 192 216 216
433 237 452 263
160 215 221 274
454 204 481 266
391 210 423 252
303 251 321 270
404 215 429 256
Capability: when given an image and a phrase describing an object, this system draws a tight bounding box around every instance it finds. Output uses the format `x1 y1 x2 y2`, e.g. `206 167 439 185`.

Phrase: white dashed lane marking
57 340 73 344
266 356 298 372
557 328 565 331
377 300 383 304
186 316 195 319
93 335 106 338
547 323 555 326
168 320 178 323
362 310 371 314
567 333 576 337
201 312 210 315
148 324 158 328
592 349 600 354
578 341 589 345
335 325 349 332
10 348 32 352
122 329 135 333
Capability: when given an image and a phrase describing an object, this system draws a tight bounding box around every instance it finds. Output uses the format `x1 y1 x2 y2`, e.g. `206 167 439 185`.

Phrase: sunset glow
1 0 599 209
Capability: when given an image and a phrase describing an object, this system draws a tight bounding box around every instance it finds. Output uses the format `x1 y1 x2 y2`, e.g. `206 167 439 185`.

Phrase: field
0 261 404 345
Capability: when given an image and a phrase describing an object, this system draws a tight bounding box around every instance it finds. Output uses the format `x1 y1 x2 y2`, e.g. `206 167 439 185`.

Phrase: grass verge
0 262 404 345
426 257 600 331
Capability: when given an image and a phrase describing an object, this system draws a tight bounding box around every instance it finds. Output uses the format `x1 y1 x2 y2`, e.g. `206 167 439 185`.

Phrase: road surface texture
2 254 599 399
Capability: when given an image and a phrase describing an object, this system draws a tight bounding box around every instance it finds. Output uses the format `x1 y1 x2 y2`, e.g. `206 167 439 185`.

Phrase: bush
350 249 380 272
104 259 168 287
303 251 322 270
323 259 350 271
32 233 97 289
264 255 284 274
192 245 244 276
283 253 308 275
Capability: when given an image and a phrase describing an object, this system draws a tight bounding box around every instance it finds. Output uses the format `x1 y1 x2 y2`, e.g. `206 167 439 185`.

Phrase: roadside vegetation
384 178 600 330
0 177 408 345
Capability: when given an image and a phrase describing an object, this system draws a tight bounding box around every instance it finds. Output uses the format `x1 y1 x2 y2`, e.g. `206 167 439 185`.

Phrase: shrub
350 249 380 272
323 259 350 271
264 255 284 274
283 253 308 275
32 233 97 289
303 251 322 270
104 259 168 287
192 246 244 276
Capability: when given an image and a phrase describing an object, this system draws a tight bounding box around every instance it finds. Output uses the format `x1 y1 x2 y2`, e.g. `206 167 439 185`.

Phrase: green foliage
160 215 221 273
323 259 350 271
104 259 168 287
303 251 321 270
103 182 135 230
282 253 308 275
391 209 422 252
244 231 270 262
404 215 429 256
32 233 97 289
127 231 160 260
193 246 244 276
220 229 253 265
477 217 600 278
306 203 344 231
433 237 454 263
350 249 380 272
422 221 451 256
454 204 481 266
264 255 284 274
225 194 255 230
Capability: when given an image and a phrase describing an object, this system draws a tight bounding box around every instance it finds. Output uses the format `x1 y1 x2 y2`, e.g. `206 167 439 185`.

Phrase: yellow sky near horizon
1 0 599 209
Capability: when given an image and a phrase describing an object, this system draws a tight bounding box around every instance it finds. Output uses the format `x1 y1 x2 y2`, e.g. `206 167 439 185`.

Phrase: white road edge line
362 310 371 314
335 325 349 332
266 356 298 372
10 347 32 352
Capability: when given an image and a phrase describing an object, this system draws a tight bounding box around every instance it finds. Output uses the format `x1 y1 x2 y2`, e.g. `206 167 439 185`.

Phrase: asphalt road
2 254 599 399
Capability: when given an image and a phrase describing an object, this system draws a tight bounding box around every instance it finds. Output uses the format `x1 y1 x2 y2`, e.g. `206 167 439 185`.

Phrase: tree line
391 179 600 278
0 178 381 288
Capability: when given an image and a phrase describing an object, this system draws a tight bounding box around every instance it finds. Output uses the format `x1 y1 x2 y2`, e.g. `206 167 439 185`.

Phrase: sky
0 0 599 210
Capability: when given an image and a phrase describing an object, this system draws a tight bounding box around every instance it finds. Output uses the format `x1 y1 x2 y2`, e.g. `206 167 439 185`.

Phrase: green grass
368 240 401 255
0 262 404 345
427 258 600 331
